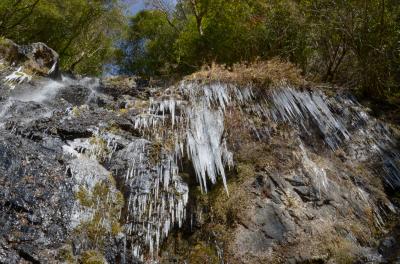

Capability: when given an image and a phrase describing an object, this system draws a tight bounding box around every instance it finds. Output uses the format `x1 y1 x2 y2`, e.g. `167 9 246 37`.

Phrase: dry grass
102 75 136 88
186 58 307 88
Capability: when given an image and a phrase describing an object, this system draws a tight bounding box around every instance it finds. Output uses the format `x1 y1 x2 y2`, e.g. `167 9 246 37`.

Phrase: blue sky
129 0 146 14
126 0 177 15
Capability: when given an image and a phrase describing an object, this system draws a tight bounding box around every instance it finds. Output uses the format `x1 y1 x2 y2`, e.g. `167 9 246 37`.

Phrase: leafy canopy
120 0 399 106
0 0 126 75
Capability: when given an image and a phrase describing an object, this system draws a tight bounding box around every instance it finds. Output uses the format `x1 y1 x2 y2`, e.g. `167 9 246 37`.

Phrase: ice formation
186 103 231 193
120 139 189 259
270 86 350 149
4 67 32 89
119 81 244 259
63 141 122 230
132 82 239 194
56 77 399 261
48 61 57 75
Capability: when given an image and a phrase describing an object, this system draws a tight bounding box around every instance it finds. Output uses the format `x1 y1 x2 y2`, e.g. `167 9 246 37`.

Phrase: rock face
0 46 399 263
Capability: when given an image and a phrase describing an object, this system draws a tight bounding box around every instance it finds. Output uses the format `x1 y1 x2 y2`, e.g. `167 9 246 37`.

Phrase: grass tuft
186 58 307 88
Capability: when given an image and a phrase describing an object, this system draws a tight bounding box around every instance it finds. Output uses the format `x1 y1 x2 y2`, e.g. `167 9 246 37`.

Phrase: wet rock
100 76 138 98
55 85 91 105
0 55 399 263
0 130 74 262
19 42 59 78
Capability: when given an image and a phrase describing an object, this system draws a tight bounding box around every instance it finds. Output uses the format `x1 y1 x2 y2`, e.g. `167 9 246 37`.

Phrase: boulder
0 38 60 78
19 42 60 78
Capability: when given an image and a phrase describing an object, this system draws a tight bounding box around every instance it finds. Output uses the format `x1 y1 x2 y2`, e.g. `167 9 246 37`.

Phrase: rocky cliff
0 40 399 264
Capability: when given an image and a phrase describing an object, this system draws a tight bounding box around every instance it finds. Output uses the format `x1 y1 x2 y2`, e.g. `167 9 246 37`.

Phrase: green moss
111 221 122 235
58 245 75 263
92 182 110 198
105 123 122 134
81 250 106 264
0 37 15 51
75 186 93 207
118 108 129 115
72 175 125 259
107 173 116 185
71 106 81 117
0 62 6 71
188 242 219 264
74 180 124 241
0 36 8 45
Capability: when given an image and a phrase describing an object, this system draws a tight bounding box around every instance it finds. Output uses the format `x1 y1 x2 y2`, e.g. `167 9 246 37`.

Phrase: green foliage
0 0 126 75
120 10 179 76
121 0 400 107
120 0 304 75
301 0 400 97
1 0 399 106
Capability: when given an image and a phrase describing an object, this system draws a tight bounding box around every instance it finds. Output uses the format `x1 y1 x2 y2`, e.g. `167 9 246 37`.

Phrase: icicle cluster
270 86 350 149
122 82 253 258
185 103 231 193
331 95 400 188
63 142 122 230
105 79 399 260
131 82 246 194
121 139 188 261
268 85 400 188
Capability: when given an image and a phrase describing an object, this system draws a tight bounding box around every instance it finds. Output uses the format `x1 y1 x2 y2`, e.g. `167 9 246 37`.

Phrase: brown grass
186 58 307 88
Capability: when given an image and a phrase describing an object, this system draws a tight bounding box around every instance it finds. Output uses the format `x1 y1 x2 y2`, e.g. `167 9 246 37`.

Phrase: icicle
4 67 32 89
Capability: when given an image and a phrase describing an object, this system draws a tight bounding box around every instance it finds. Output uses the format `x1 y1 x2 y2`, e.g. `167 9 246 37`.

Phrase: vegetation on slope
120 0 400 111
0 0 399 109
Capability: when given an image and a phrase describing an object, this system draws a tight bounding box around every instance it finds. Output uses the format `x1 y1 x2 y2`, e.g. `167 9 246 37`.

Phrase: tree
0 0 126 75
121 0 399 107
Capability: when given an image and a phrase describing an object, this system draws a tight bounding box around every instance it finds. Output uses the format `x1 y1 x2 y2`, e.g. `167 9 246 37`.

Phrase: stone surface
0 38 59 78
0 58 398 264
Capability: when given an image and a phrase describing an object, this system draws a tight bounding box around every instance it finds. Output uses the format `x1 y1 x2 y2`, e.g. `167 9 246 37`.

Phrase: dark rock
17 246 40 264
99 76 138 98
0 132 74 262
293 186 319 202
285 175 307 186
55 85 91 105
